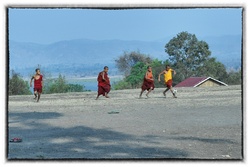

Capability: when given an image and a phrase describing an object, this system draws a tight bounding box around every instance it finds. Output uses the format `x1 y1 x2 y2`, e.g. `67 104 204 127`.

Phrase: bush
67 84 84 92
9 70 32 95
125 62 147 89
113 59 174 90
43 74 85 94
113 80 131 90
224 69 241 85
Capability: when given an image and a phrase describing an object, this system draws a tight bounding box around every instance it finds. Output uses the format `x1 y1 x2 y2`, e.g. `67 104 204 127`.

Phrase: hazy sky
8 8 242 44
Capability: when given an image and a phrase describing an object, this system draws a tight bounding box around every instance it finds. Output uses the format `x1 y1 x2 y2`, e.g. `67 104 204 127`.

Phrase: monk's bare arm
172 69 176 75
145 72 149 80
101 72 106 81
30 76 34 87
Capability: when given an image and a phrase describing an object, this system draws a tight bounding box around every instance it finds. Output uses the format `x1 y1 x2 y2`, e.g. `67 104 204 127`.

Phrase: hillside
8 35 242 77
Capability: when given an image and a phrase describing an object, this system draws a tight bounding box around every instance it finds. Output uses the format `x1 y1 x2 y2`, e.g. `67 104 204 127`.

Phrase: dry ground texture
7 85 243 160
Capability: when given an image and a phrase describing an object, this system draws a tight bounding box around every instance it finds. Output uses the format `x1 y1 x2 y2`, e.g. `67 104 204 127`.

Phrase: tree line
9 31 241 95
113 32 241 90
9 71 87 95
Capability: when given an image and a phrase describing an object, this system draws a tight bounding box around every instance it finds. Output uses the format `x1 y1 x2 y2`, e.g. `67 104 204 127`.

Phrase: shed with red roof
175 77 228 87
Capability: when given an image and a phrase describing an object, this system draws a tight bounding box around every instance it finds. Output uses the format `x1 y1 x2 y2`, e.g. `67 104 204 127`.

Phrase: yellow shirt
164 69 173 82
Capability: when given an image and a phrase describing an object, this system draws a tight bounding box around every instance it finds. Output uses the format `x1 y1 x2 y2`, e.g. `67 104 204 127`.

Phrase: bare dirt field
7 85 242 160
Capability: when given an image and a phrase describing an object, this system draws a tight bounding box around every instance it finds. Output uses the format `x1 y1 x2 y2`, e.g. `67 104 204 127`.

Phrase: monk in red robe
96 66 111 100
30 68 43 102
139 66 154 98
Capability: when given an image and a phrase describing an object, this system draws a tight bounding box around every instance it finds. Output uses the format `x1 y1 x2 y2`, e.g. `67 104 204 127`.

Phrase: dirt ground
7 85 243 160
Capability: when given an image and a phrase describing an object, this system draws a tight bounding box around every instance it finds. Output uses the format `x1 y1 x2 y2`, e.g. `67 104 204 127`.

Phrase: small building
175 77 228 88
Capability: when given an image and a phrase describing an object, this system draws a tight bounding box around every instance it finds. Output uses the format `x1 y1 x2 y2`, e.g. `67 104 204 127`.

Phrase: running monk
96 66 111 100
30 68 43 102
139 66 154 98
158 65 177 98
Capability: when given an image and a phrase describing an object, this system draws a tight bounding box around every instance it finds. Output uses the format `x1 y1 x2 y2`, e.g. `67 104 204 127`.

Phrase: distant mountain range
8 35 242 77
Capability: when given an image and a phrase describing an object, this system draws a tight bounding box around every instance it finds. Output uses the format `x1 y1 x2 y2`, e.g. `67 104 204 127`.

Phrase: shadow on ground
8 111 189 160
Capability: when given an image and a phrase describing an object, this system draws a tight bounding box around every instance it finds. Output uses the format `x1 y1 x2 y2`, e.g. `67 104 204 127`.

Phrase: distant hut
175 77 228 88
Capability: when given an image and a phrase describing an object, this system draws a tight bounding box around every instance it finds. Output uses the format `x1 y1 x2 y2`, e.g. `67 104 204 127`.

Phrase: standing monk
30 68 43 102
96 66 111 100
158 65 177 98
139 66 154 98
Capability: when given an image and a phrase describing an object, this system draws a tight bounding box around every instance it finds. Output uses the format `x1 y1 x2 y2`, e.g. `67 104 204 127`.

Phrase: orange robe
141 71 154 91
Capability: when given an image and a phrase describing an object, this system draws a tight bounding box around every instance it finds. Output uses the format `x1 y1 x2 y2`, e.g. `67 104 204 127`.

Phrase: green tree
44 74 85 94
196 57 228 81
48 74 68 93
9 70 32 95
150 59 166 88
224 69 241 85
113 80 131 90
115 51 153 76
42 78 54 94
165 31 211 81
67 84 84 92
126 62 148 88
113 62 147 90
113 59 169 90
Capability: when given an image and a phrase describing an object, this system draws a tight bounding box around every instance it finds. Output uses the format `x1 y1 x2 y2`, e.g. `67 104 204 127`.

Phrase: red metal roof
174 77 228 87
175 77 208 87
